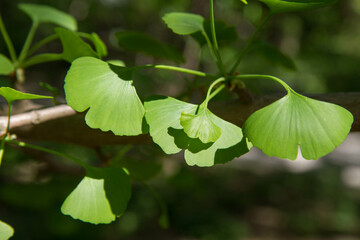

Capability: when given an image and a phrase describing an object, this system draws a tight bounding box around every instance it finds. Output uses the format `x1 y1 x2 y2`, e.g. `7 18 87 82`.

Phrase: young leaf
0 54 14 75
0 87 52 104
55 28 98 62
64 57 145 136
191 20 238 46
180 107 221 143
18 3 77 31
61 166 131 224
144 96 252 167
116 31 184 63
0 220 14 240
243 90 353 160
258 0 338 14
162 12 204 35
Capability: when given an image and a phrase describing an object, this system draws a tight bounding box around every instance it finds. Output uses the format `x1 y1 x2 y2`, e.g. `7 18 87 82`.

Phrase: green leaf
144 96 252 167
258 0 338 14
162 12 204 35
18 3 77 31
90 33 108 58
61 166 131 224
243 90 353 160
0 220 14 240
21 53 63 68
64 57 145 136
55 28 98 62
0 87 52 104
191 20 238 46
180 107 221 143
116 31 184 63
0 54 14 75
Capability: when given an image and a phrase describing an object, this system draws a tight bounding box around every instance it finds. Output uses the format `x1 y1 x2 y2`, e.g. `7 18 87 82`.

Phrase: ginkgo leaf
55 28 98 62
116 31 184 63
90 33 108 58
144 96 252 167
243 90 353 160
259 0 337 14
0 87 52 104
162 12 204 35
144 96 197 154
61 166 131 225
180 107 221 143
0 54 14 75
64 57 145 136
18 3 77 31
0 220 14 240
184 113 252 167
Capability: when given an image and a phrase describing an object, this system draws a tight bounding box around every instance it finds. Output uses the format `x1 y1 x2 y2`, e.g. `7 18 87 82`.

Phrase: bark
1 92 359 147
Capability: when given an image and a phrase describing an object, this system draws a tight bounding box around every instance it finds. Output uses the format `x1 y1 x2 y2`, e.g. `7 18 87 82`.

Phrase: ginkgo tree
0 0 354 237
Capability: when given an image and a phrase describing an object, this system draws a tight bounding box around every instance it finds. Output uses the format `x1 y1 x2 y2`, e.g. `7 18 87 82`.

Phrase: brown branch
1 92 359 147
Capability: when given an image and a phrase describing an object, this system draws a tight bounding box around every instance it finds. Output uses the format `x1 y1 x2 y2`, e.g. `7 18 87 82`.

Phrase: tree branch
1 92 359 147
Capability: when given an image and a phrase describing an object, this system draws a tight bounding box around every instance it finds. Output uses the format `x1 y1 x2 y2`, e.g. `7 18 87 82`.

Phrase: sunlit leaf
180 107 221 143
64 57 145 136
55 28 98 62
18 3 77 31
0 87 51 104
0 54 14 75
191 20 238 46
243 90 353 160
259 0 338 14
145 96 252 167
61 166 131 224
116 31 184 63
163 12 204 35
0 220 14 240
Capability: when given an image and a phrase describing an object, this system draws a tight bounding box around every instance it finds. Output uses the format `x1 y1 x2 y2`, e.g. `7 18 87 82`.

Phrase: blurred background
0 0 360 239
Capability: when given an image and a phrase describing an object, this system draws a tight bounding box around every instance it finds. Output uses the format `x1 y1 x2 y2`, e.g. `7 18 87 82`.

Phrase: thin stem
1 103 13 166
202 31 218 63
229 13 272 75
233 74 291 92
27 34 59 56
203 77 225 108
209 0 227 76
152 65 215 78
5 104 12 137
18 21 39 64
0 14 17 62
6 139 87 168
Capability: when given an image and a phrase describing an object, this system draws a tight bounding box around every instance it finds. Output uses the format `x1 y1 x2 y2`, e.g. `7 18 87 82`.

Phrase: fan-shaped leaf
180 107 221 143
18 3 77 31
64 57 145 136
243 90 353 160
116 31 184 63
61 166 131 224
0 220 14 240
145 96 252 167
163 12 204 35
0 55 14 75
259 0 338 14
90 33 108 58
0 87 51 104
55 28 98 62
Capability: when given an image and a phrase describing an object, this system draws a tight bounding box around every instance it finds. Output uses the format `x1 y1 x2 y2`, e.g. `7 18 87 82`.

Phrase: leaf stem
152 65 215 78
203 77 225 108
27 34 59 56
233 74 292 92
5 139 88 168
0 14 17 62
229 13 272 75
18 21 39 65
209 0 227 76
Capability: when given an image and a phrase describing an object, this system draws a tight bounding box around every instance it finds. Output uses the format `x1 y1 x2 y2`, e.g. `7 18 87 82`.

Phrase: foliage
0 0 355 237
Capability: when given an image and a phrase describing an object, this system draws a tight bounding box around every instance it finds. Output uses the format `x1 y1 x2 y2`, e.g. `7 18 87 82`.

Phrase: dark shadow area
168 127 213 153
214 137 251 165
